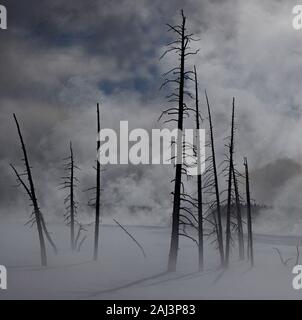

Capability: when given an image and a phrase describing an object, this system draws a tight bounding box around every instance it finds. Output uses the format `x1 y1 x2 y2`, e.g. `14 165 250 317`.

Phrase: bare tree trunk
205 91 224 266
11 164 58 255
160 10 199 271
60 142 80 252
13 114 47 266
225 98 235 268
232 163 244 260
40 212 58 254
244 157 254 267
113 219 147 258
194 66 203 271
167 12 186 272
94 103 101 261
69 142 75 251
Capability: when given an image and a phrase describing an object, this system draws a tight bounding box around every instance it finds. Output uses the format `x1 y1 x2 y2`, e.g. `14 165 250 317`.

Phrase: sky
1 0 302 228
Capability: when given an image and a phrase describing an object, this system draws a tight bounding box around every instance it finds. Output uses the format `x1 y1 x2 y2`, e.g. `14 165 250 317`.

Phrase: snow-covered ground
0 220 302 300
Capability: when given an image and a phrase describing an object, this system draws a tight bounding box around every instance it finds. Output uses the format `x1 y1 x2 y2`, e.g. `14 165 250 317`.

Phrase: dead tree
204 91 224 266
113 219 147 258
94 103 101 261
273 248 293 266
11 114 57 266
74 224 87 252
296 245 300 265
273 246 300 267
225 98 236 268
59 142 80 251
10 163 46 268
194 66 204 271
39 213 58 255
159 10 200 272
244 157 254 267
220 102 244 263
232 164 244 260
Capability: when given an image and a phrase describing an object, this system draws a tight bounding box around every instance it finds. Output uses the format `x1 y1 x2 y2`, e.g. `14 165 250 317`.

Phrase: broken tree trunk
244 157 254 267
205 90 224 266
94 103 101 261
113 219 147 258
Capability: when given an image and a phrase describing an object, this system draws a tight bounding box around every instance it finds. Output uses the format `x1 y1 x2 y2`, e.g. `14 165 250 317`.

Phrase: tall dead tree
204 91 224 266
244 157 254 267
194 66 203 271
159 10 200 272
11 114 57 266
60 142 80 251
94 103 101 261
225 98 235 268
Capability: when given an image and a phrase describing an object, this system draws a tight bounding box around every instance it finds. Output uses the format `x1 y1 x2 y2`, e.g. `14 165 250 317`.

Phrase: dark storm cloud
0 0 211 100
0 0 238 100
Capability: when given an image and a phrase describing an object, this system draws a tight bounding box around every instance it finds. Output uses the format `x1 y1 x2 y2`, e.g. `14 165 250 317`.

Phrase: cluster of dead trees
11 105 146 267
10 10 255 273
159 10 254 272
11 106 102 266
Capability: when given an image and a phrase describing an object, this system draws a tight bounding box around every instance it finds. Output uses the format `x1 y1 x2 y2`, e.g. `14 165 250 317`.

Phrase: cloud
0 0 302 231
